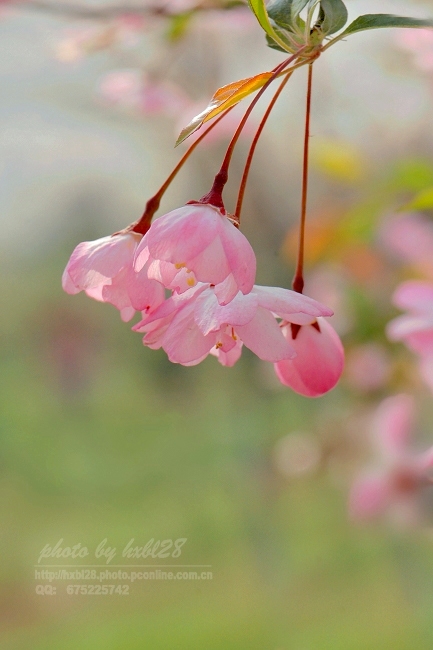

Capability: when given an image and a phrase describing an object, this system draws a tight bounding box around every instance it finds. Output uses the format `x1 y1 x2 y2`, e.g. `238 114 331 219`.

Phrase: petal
162 300 216 365
66 233 139 288
218 217 256 295
62 268 80 295
253 285 333 320
126 264 165 312
146 204 219 266
210 340 243 367
194 289 258 335
274 319 344 397
214 273 239 305
236 307 296 362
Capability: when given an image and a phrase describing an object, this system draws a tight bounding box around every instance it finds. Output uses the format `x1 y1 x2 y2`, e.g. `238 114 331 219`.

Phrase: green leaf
317 0 348 36
267 0 308 31
266 33 291 53
247 0 293 51
338 13 433 38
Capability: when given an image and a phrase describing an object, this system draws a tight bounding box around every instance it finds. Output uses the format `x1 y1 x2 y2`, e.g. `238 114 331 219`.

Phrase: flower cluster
63 200 344 397
349 394 433 526
384 214 433 392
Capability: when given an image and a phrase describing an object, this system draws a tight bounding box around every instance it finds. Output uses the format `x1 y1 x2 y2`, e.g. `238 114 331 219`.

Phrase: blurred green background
2 1 433 648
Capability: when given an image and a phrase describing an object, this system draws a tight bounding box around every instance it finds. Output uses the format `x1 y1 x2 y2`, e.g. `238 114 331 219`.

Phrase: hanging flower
274 318 344 397
133 283 333 367
134 203 257 305
62 233 165 322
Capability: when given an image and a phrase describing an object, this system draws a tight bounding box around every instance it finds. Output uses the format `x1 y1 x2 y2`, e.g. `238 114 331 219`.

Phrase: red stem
199 48 307 210
292 63 313 294
235 70 293 221
131 107 234 234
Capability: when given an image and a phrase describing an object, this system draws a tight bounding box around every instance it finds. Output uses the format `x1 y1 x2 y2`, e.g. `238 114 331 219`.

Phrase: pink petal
161 300 216 365
62 268 80 295
218 217 256 295
214 273 239 305
210 340 243 367
236 307 296 362
146 205 219 267
274 319 344 397
66 233 139 288
253 285 333 321
126 264 165 312
194 289 258 335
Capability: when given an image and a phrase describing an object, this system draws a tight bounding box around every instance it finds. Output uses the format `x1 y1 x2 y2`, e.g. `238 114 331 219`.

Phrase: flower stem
200 48 308 210
292 62 313 294
131 107 234 234
235 70 293 222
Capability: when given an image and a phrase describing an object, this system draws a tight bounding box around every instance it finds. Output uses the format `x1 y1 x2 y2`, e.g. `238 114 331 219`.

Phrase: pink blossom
133 283 333 367
274 318 344 397
387 280 433 356
349 394 433 524
62 233 165 322
134 203 257 305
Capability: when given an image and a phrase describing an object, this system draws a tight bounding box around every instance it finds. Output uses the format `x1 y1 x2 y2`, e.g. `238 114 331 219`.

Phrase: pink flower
62 233 165 322
133 284 333 367
134 203 257 305
349 395 433 525
387 281 433 356
274 318 344 397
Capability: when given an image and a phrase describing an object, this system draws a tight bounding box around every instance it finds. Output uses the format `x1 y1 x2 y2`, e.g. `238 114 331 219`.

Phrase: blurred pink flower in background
349 394 433 526
387 281 433 356
274 318 344 397
345 342 391 393
381 213 433 278
98 70 191 118
55 16 145 63
397 29 433 71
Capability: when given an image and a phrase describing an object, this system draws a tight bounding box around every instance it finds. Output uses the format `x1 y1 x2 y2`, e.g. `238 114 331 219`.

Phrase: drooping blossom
349 394 433 525
134 203 257 305
133 283 333 367
62 233 165 322
387 280 433 357
274 318 344 397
